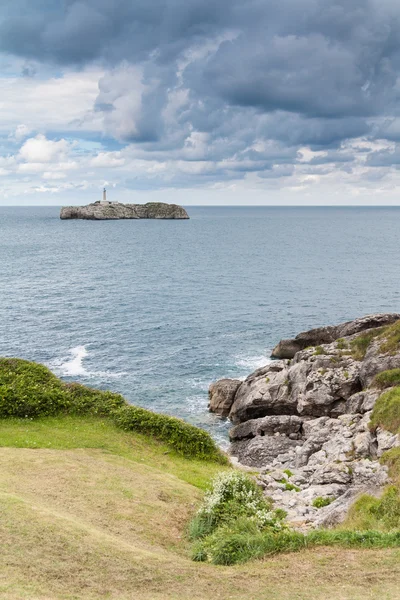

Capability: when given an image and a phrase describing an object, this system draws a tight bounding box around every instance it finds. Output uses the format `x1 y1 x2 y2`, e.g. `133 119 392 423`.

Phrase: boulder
208 379 241 417
228 362 295 423
230 435 301 468
360 339 400 387
229 415 303 441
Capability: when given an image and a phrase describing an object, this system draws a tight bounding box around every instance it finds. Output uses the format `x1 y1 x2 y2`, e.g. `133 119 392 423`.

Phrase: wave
49 345 127 380
234 353 272 373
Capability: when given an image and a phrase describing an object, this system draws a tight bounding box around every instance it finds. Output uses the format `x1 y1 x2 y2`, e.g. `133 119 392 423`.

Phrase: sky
2 1 400 205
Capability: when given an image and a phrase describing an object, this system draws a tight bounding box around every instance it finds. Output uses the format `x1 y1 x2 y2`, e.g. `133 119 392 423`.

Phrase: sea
1 205 399 447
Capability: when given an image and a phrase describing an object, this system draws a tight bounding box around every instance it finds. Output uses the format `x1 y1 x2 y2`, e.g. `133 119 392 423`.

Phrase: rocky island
60 201 189 220
209 313 400 528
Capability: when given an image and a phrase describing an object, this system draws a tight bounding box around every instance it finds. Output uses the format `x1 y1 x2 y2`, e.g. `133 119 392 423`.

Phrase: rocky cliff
209 313 400 528
60 201 189 220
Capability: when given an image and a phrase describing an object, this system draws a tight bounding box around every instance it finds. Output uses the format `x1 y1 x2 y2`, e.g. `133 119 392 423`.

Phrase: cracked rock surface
209 314 400 528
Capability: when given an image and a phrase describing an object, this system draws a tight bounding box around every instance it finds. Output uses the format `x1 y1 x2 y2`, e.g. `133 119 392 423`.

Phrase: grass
2 420 400 599
380 320 400 355
0 357 226 463
341 442 400 534
0 416 229 490
341 487 400 532
336 338 348 350
369 387 400 434
1 358 400 597
350 327 387 360
313 346 326 356
374 369 400 390
193 525 400 565
348 320 400 360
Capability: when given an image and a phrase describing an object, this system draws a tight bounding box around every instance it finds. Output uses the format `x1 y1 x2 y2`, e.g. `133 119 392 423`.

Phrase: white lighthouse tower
100 187 108 205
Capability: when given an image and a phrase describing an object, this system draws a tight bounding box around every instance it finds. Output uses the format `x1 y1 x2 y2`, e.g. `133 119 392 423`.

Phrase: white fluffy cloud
0 67 103 135
19 135 70 163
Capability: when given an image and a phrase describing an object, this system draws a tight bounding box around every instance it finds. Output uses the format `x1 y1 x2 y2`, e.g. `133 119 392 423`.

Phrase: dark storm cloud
2 0 400 179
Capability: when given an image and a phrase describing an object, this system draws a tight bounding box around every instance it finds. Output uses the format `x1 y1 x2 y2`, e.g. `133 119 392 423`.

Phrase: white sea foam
234 354 272 372
186 394 208 413
49 345 126 380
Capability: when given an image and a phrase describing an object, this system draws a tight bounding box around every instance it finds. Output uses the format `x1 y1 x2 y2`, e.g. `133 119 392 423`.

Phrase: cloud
19 134 70 163
10 124 32 142
3 1 400 202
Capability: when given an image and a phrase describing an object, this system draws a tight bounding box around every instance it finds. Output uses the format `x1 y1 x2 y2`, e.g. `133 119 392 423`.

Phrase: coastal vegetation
0 358 226 463
189 466 400 565
1 356 400 598
374 368 400 390
370 385 400 434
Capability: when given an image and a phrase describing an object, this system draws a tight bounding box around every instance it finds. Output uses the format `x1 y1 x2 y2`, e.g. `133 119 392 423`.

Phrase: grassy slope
1 417 400 600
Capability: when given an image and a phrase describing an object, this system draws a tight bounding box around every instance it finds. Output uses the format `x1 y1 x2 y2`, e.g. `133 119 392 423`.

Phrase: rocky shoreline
209 314 400 528
60 201 189 220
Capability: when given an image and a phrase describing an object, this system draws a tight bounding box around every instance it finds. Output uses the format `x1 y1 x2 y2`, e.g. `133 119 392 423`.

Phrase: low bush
370 387 400 434
374 369 400 390
0 358 226 463
0 358 68 418
189 471 286 542
113 405 227 463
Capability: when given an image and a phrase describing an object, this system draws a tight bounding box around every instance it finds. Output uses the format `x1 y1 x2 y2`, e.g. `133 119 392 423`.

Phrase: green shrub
63 382 126 416
0 358 226 463
370 387 400 434
283 469 293 478
189 471 285 541
312 497 333 509
0 358 68 418
113 405 227 463
336 338 348 350
374 369 400 390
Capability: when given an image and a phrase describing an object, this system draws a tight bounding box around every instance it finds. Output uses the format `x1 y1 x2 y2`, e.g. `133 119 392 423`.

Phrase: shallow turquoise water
1 205 399 445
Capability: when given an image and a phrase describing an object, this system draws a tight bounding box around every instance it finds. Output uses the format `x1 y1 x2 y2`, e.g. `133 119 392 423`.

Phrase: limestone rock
208 379 241 417
230 435 300 468
213 314 400 528
60 201 189 220
229 415 303 442
271 313 400 359
228 361 294 424
360 339 400 387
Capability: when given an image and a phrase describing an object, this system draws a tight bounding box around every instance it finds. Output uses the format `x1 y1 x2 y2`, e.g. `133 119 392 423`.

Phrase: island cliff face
60 201 189 220
209 313 400 528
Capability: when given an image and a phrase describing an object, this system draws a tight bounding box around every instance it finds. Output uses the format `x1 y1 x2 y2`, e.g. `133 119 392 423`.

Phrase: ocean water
1 205 399 446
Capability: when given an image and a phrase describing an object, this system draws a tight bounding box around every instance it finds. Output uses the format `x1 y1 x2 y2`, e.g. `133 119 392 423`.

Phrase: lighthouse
100 187 108 205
